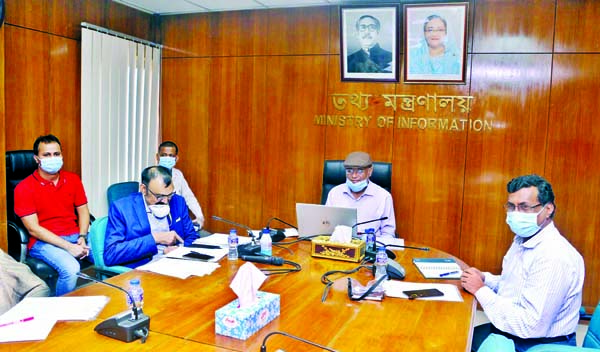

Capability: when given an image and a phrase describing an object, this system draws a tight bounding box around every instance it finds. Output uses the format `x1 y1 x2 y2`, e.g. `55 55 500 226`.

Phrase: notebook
412 258 462 279
295 203 357 237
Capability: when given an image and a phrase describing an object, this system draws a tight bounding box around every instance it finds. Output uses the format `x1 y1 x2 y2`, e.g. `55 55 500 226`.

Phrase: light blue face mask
40 157 63 174
158 156 176 169
505 207 544 238
346 178 368 193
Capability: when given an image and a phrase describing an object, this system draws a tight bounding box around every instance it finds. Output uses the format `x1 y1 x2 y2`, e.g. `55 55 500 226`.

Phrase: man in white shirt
461 174 584 351
156 141 205 229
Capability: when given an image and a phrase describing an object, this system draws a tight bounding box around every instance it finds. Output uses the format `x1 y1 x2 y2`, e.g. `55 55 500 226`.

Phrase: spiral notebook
413 258 462 279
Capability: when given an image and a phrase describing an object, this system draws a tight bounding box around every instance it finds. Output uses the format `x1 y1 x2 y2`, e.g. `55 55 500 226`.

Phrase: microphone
241 255 284 266
76 272 150 343
212 215 261 256
352 216 388 229
261 331 338 352
265 217 297 242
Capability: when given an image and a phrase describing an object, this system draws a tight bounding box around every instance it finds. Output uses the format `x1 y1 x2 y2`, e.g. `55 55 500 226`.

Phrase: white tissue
229 262 267 308
330 225 353 243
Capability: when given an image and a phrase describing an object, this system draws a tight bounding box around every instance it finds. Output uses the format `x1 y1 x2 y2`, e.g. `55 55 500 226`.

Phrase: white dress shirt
171 167 205 228
475 222 584 339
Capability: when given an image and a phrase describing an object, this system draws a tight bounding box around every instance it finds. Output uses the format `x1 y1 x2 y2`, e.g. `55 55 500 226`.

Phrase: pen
439 270 459 277
0 316 34 328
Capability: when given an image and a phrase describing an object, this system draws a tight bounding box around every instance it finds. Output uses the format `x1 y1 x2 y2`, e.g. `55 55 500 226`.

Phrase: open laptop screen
295 203 357 237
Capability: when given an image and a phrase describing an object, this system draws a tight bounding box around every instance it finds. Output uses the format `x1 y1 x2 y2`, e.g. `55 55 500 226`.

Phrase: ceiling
112 0 352 15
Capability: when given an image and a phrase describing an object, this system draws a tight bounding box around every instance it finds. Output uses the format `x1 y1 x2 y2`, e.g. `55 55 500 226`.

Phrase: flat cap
343 151 372 168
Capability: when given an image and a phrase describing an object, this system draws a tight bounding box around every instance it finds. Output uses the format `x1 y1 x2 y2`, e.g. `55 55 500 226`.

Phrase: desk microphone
265 217 298 242
241 255 284 266
76 272 150 343
261 331 338 352
212 215 261 256
351 216 388 229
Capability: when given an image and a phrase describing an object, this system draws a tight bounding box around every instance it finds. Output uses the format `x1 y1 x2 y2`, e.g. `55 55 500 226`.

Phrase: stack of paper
413 258 462 279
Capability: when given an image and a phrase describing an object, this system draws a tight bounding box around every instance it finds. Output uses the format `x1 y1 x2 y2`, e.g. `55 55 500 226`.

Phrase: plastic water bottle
365 228 376 251
260 228 272 256
126 278 144 319
228 228 238 260
375 246 388 280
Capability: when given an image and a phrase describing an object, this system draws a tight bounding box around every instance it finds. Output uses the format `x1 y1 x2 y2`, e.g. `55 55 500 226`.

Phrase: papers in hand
0 296 109 342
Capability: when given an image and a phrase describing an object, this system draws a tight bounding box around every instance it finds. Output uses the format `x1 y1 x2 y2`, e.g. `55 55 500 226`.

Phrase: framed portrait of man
404 2 468 84
340 6 398 82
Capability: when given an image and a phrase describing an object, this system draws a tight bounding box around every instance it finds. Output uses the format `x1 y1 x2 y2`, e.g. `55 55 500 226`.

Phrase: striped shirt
475 222 584 339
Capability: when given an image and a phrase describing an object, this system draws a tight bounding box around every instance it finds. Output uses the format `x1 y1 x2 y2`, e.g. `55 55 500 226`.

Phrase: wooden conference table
5 240 476 352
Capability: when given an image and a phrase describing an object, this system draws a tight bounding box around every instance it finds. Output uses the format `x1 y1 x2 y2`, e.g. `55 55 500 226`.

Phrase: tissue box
311 236 366 262
215 291 280 340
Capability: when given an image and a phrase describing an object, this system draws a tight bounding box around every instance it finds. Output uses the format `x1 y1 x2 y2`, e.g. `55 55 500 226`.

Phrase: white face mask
149 204 170 219
39 156 63 174
158 156 176 169
505 207 544 238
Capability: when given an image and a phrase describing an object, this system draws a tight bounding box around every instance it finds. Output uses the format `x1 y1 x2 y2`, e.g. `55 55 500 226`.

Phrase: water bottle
260 228 272 256
228 228 238 260
375 246 388 280
126 278 144 319
365 228 376 251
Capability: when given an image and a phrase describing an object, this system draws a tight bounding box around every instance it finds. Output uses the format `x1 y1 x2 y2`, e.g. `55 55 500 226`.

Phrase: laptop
295 203 357 237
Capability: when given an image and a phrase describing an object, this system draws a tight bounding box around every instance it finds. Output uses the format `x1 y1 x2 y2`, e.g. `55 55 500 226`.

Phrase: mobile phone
182 252 214 261
403 288 444 300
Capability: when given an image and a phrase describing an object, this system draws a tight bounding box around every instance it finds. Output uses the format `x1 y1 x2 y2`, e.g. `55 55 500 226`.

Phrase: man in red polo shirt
14 134 91 296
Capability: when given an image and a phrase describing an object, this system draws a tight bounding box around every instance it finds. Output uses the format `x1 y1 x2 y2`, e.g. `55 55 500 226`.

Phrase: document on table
383 281 463 302
194 233 253 247
167 245 227 262
412 258 462 279
137 257 220 279
379 237 405 248
0 296 110 342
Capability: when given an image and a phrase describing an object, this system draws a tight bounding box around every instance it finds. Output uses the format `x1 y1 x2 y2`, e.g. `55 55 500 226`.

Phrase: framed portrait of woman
340 5 399 82
404 2 468 84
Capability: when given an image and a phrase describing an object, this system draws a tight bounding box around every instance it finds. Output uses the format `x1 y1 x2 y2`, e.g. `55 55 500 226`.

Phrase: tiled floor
474 309 589 347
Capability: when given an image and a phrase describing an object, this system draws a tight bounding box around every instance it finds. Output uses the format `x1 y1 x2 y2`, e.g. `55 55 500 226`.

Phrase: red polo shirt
14 170 88 249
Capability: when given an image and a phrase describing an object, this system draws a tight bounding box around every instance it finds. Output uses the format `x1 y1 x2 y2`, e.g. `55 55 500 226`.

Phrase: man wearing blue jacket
104 166 199 268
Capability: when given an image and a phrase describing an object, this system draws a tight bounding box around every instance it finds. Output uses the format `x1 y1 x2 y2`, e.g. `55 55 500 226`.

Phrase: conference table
4 239 476 351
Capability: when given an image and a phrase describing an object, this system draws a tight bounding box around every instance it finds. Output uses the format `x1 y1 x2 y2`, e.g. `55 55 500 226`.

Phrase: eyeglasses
147 188 176 202
504 203 543 213
345 168 367 176
424 28 446 34
358 24 378 32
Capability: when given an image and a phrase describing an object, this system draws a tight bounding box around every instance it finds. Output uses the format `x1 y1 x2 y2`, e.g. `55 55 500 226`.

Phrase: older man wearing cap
325 151 396 238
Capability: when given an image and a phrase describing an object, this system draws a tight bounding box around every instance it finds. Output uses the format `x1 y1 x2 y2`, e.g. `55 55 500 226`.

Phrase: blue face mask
505 208 544 238
158 156 176 169
39 157 63 174
346 178 368 193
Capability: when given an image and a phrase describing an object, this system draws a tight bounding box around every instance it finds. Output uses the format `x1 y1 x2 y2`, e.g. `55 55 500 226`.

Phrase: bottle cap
130 278 141 285
262 227 270 234
366 228 375 233
230 228 237 233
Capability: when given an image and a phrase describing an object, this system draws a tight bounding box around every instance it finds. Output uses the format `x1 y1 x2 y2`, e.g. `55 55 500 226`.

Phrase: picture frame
404 2 468 84
340 5 399 82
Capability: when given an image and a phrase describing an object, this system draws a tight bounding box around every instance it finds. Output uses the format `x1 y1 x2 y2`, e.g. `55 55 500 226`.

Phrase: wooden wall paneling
460 53 552 273
161 58 211 227
0 25 7 252
207 57 268 233
391 66 471 256
4 26 50 151
48 37 81 175
266 7 331 55
555 0 600 53
472 0 555 53
161 14 212 58
328 6 340 55
546 54 600 308
106 1 154 42
48 0 83 39
5 0 50 32
209 10 268 57
262 56 328 226
324 55 395 162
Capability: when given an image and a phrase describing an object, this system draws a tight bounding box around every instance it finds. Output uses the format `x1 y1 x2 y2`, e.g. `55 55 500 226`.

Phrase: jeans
29 234 93 296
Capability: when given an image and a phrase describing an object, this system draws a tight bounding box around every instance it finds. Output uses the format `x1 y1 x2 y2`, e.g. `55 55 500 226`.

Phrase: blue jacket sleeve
170 195 199 246
104 195 158 267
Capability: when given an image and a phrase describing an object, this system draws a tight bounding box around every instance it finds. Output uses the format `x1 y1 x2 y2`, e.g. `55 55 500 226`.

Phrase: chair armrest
7 220 29 262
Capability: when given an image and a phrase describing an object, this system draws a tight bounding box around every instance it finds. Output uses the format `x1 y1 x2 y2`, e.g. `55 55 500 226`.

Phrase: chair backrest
107 181 139 207
583 301 600 348
89 216 131 278
321 160 392 204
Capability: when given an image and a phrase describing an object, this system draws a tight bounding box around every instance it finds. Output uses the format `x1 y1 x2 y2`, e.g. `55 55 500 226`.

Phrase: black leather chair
5 150 58 291
321 160 392 204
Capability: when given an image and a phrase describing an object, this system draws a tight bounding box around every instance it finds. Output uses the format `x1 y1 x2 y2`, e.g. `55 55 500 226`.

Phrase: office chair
321 160 392 204
107 181 139 207
88 216 131 280
477 301 600 351
5 150 58 291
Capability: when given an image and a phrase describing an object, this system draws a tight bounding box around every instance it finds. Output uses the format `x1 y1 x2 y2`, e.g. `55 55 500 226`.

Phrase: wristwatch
78 233 88 241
